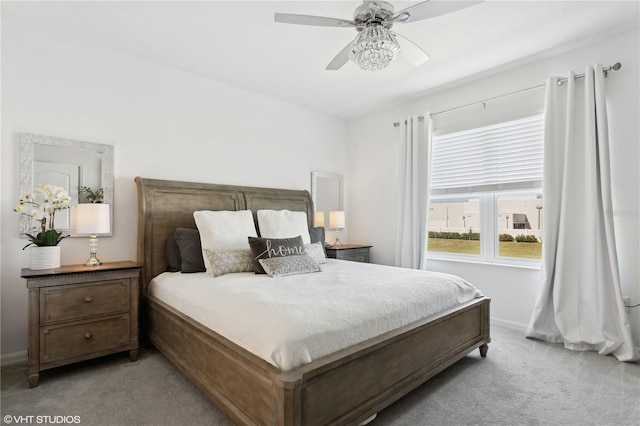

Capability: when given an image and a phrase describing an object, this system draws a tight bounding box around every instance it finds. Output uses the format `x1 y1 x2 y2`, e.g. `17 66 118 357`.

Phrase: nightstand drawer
40 313 131 367
325 245 372 263
336 248 370 263
40 280 131 324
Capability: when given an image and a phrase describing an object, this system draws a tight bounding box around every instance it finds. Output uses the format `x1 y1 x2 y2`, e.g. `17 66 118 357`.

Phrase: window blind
430 114 544 195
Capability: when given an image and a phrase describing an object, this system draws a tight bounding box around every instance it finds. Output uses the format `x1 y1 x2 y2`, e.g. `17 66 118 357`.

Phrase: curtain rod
556 62 621 86
393 62 622 127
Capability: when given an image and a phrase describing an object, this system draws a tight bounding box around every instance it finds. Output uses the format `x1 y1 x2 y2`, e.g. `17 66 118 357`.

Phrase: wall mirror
19 133 114 237
311 171 343 228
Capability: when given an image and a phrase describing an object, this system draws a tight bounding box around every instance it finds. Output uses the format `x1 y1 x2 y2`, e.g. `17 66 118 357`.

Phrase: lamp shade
329 211 345 229
76 204 110 234
314 211 325 228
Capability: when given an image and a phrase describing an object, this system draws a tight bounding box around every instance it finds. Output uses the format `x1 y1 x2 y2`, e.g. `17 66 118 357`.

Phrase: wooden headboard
135 177 314 287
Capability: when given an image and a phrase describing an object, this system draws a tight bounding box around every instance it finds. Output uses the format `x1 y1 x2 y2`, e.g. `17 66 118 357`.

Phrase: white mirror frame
311 171 343 228
19 133 114 237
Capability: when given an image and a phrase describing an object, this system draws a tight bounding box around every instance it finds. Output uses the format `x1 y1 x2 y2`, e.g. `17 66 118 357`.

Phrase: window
427 115 544 263
497 192 542 260
428 197 480 255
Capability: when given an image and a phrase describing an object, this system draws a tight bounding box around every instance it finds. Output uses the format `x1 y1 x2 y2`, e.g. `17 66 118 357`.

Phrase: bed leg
479 344 488 358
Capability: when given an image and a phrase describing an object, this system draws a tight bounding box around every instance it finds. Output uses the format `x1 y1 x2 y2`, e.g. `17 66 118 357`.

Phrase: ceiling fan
274 1 483 71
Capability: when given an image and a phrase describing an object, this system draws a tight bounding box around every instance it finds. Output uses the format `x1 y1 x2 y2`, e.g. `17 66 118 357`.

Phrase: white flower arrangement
14 184 72 248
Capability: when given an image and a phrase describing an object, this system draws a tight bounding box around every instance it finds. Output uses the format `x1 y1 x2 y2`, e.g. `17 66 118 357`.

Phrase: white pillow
257 210 311 244
193 210 257 274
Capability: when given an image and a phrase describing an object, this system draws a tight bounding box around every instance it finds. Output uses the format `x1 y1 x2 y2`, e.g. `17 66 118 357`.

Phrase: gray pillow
248 235 305 274
175 228 206 273
258 254 321 277
309 227 325 245
304 242 327 265
166 234 181 272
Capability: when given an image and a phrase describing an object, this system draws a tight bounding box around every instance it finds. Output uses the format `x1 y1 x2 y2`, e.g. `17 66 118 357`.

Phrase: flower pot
30 246 61 270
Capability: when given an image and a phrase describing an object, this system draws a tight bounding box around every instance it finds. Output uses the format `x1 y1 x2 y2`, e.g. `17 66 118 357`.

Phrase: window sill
426 254 541 271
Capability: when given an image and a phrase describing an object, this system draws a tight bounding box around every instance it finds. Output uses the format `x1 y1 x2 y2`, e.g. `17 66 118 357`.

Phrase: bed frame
135 176 490 426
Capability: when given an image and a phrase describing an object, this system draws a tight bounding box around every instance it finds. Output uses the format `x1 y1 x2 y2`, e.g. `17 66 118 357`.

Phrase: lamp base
84 235 102 267
333 229 342 248
84 254 102 267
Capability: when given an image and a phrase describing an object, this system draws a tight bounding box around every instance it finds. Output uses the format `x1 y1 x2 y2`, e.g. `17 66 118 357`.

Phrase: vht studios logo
3 415 81 424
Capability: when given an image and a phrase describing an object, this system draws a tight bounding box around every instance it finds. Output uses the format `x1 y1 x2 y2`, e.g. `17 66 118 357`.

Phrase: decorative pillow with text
248 235 305 274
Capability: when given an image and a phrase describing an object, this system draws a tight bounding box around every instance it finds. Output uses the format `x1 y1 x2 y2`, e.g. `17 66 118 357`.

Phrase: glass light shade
329 211 345 229
314 211 325 228
349 24 400 71
76 204 110 234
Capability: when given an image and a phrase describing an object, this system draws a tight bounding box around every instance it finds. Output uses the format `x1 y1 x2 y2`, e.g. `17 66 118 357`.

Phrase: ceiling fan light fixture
349 24 400 71
275 0 483 71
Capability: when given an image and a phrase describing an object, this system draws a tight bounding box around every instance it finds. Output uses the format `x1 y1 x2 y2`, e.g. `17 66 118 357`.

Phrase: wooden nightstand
325 244 372 263
22 261 141 388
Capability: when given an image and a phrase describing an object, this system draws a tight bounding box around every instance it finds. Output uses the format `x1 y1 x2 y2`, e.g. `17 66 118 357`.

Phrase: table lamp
76 203 110 266
329 211 345 248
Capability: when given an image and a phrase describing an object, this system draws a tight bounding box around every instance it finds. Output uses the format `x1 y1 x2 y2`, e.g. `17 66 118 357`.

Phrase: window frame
427 112 544 269
427 194 482 260
427 188 542 268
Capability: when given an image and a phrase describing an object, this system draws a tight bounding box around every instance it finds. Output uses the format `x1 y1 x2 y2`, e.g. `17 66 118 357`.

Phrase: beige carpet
2 325 639 425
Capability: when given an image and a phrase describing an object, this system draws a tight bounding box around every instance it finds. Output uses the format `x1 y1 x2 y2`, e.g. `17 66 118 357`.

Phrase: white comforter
149 259 483 371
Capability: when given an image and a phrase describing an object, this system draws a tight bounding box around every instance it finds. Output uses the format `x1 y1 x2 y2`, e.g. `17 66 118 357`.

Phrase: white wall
347 28 640 345
0 20 347 357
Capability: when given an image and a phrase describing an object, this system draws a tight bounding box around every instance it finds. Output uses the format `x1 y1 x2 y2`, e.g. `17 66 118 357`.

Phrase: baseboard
1 351 27 367
491 317 527 333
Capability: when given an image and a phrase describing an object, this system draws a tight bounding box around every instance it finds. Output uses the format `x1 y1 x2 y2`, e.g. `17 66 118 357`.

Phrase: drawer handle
84 296 93 303
84 332 93 340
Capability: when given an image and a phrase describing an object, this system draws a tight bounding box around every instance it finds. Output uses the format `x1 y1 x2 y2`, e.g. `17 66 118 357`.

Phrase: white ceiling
3 1 639 119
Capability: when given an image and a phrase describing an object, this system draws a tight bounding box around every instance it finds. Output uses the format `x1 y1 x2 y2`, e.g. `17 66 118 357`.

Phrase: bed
135 176 491 426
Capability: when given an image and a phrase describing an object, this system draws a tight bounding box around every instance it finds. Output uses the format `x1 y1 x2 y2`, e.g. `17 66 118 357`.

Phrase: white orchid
14 184 72 248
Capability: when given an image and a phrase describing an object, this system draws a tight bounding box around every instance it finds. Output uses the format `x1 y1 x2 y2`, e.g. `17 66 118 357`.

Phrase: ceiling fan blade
393 32 430 67
326 41 354 71
275 13 357 28
393 1 484 23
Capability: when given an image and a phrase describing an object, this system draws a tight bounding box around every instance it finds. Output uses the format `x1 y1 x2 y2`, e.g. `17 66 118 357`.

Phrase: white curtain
526 65 638 361
395 113 432 270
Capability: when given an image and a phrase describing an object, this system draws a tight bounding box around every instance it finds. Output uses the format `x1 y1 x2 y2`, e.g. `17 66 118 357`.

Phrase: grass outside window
428 238 542 259
428 238 480 255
